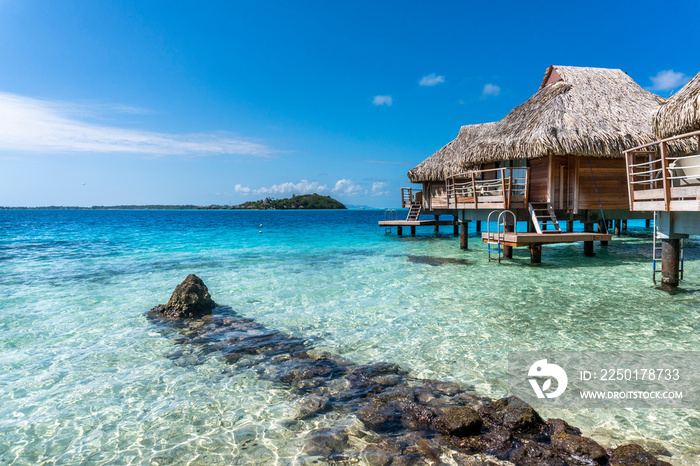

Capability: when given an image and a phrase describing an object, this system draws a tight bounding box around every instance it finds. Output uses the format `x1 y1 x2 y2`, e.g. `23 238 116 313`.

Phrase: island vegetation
229 193 346 210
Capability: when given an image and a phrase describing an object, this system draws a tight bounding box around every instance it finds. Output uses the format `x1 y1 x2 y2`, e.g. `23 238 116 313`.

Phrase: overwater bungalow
624 71 700 286
387 66 665 262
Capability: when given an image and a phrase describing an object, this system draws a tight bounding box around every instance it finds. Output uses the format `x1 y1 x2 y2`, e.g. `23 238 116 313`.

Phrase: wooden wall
576 158 629 210
514 155 629 211
426 182 448 210
529 157 549 203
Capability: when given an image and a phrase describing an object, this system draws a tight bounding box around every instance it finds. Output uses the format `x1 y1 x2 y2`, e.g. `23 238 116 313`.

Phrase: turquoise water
1 209 699 465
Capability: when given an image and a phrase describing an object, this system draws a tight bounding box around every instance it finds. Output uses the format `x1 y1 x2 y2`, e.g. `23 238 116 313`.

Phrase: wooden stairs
528 202 561 234
406 203 422 221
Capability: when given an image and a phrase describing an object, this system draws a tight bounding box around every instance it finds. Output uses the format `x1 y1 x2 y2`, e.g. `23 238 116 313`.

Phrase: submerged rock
478 396 544 434
432 406 483 437
608 444 673 466
149 274 216 319
303 427 350 456
550 432 607 464
146 281 676 466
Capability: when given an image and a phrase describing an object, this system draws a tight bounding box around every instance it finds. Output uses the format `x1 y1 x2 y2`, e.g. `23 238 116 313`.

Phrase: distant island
228 193 346 210
1 194 347 210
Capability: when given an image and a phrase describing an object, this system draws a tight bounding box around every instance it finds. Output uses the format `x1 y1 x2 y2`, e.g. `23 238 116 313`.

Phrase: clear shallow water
1 209 699 465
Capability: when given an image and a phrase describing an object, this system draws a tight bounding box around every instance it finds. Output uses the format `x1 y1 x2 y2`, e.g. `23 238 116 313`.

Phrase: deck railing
624 130 700 212
400 187 422 208
445 167 529 210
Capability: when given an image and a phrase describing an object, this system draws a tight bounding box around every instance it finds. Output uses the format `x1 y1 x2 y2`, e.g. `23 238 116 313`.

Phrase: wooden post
503 223 514 259
614 220 621 237
529 244 542 264
460 221 468 250
410 225 416 235
661 142 670 212
476 221 481 233
434 215 440 232
661 238 681 287
583 222 595 256
453 216 459 236
598 220 608 246
397 226 403 236
645 219 651 228
566 219 574 233
622 219 627 233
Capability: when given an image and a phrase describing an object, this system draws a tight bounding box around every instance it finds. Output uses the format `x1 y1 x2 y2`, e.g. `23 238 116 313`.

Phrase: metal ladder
486 210 516 263
384 209 397 233
528 202 562 234
406 203 422 221
652 211 685 284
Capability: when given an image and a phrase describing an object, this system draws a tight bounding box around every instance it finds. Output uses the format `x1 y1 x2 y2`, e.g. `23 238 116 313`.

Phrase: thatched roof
455 66 665 168
653 71 700 139
408 66 665 179
407 123 494 182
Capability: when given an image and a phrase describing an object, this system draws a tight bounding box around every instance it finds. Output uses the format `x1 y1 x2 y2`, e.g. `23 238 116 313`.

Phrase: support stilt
410 225 416 235
583 222 595 256
614 219 621 237
566 220 574 233
476 221 481 233
598 220 608 246
453 216 459 236
622 219 627 233
460 221 468 250
529 244 542 264
661 238 681 288
503 223 514 259
434 215 440 232
646 219 651 228
397 226 402 236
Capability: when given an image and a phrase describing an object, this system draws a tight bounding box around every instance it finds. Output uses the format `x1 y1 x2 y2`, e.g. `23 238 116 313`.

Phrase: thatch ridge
408 123 494 182
653 71 700 139
456 66 665 168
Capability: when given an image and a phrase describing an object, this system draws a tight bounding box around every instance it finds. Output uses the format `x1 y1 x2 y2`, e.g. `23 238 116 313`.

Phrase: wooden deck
378 220 456 227
481 232 612 247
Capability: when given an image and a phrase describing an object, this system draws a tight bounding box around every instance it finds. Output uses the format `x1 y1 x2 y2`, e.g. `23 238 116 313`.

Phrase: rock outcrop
149 274 216 318
148 277 674 465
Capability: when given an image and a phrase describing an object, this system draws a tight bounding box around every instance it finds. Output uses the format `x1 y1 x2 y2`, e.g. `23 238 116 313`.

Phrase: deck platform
481 232 612 247
378 220 456 227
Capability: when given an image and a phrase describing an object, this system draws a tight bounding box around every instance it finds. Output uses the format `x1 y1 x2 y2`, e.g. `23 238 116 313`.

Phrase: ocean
1 209 698 465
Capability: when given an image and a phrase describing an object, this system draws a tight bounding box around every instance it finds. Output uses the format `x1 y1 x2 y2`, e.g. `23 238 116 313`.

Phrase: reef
147 277 672 465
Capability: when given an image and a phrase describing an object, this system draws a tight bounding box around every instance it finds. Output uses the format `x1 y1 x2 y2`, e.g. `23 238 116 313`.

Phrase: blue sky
1 0 698 207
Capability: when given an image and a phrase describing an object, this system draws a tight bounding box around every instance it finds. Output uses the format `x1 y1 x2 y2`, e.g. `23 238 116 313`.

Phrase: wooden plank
671 185 700 198
480 232 613 246
668 199 700 211
633 200 666 211
634 188 665 200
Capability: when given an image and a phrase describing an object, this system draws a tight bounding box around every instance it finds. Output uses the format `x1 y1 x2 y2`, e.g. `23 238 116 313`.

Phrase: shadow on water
405 255 473 267
146 305 669 465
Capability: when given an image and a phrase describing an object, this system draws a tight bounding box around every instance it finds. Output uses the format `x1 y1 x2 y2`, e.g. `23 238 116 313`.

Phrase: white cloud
419 73 445 86
372 95 393 106
0 92 273 156
371 181 390 197
331 179 363 195
649 70 690 91
235 180 329 196
482 84 501 97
